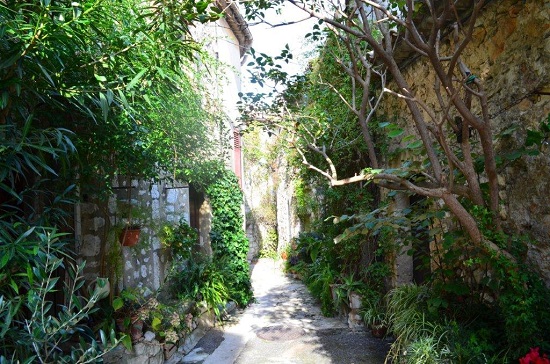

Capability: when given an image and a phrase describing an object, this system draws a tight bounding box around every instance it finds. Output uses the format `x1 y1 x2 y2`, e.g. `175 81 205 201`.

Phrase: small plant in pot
333 273 364 311
361 293 388 338
119 224 142 247
113 289 146 348
116 190 145 247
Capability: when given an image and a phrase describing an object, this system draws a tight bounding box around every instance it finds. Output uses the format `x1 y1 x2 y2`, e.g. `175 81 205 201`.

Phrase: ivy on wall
0 0 242 359
206 169 253 307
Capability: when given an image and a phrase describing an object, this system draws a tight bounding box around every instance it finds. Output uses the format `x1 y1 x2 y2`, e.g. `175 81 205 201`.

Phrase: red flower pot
119 227 141 247
371 326 387 338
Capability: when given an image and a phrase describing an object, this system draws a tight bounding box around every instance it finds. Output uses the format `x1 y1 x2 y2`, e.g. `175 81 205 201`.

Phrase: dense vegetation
1 0 251 361
206 169 254 307
240 0 550 362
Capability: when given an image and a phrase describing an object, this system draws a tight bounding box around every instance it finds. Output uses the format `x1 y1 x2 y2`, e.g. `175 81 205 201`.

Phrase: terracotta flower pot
130 319 144 341
371 325 387 338
119 227 141 247
115 316 143 342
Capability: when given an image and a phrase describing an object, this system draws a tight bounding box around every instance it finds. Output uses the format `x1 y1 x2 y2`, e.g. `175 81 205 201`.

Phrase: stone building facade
77 178 189 295
77 3 253 295
379 0 550 284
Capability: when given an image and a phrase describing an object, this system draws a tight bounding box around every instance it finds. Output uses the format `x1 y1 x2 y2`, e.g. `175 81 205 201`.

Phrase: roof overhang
216 0 253 58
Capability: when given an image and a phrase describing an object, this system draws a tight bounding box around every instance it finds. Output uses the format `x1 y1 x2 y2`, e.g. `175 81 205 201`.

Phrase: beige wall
380 0 550 284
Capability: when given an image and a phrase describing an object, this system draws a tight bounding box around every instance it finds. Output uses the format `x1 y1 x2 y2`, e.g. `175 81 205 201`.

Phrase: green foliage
379 261 550 363
0 122 76 229
241 3 550 364
161 207 234 317
360 292 387 329
140 298 193 344
525 113 550 149
376 220 550 363
170 258 229 317
206 168 253 307
160 218 199 261
0 0 231 359
259 227 279 259
256 193 277 228
0 230 119 362
304 259 337 316
240 33 371 185
335 273 364 300
496 262 550 358
497 113 550 163
1 0 224 197
446 319 504 363
241 17 384 322
385 284 452 363
242 126 267 164
111 288 195 346
294 178 317 219
363 262 391 292
0 121 120 361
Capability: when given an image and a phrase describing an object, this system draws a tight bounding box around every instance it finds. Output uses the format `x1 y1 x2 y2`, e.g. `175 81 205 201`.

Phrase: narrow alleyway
169 258 389 364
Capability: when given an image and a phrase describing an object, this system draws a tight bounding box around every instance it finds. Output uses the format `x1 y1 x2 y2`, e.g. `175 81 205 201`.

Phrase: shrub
206 170 253 307
0 229 118 362
160 218 199 261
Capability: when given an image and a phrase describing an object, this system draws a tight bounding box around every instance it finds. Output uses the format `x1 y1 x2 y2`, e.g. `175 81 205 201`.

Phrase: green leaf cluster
169 257 230 317
1 0 224 196
1 0 229 359
206 169 253 307
0 105 121 361
0 228 119 362
160 219 199 261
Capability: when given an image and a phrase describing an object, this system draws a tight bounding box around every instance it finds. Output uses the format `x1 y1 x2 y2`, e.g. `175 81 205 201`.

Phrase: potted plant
119 224 141 247
361 295 388 338
116 195 144 247
335 273 364 308
113 289 146 347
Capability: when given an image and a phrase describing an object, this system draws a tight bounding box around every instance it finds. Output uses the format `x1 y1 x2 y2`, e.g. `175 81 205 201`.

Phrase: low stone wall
104 303 220 364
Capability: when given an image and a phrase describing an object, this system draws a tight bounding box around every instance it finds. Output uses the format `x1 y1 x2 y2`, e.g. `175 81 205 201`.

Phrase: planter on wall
119 226 141 247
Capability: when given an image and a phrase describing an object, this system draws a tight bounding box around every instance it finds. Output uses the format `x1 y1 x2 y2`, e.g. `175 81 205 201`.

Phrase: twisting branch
245 0 511 259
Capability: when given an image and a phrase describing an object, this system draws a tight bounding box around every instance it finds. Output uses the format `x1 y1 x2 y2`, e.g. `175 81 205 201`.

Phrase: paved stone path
170 258 389 364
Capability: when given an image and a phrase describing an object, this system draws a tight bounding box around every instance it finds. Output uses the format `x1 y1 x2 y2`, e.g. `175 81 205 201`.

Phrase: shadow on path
177 258 390 364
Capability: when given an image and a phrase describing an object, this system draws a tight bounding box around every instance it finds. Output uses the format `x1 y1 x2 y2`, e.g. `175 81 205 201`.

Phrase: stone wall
104 303 219 364
243 131 302 259
78 177 190 295
275 156 301 254
242 132 277 260
380 0 550 283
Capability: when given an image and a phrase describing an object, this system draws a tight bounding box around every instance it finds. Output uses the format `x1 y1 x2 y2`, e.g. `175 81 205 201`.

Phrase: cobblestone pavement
170 258 389 364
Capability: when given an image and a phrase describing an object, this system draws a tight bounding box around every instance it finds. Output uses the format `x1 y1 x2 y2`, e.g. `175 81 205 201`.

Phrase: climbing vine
206 169 253 307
